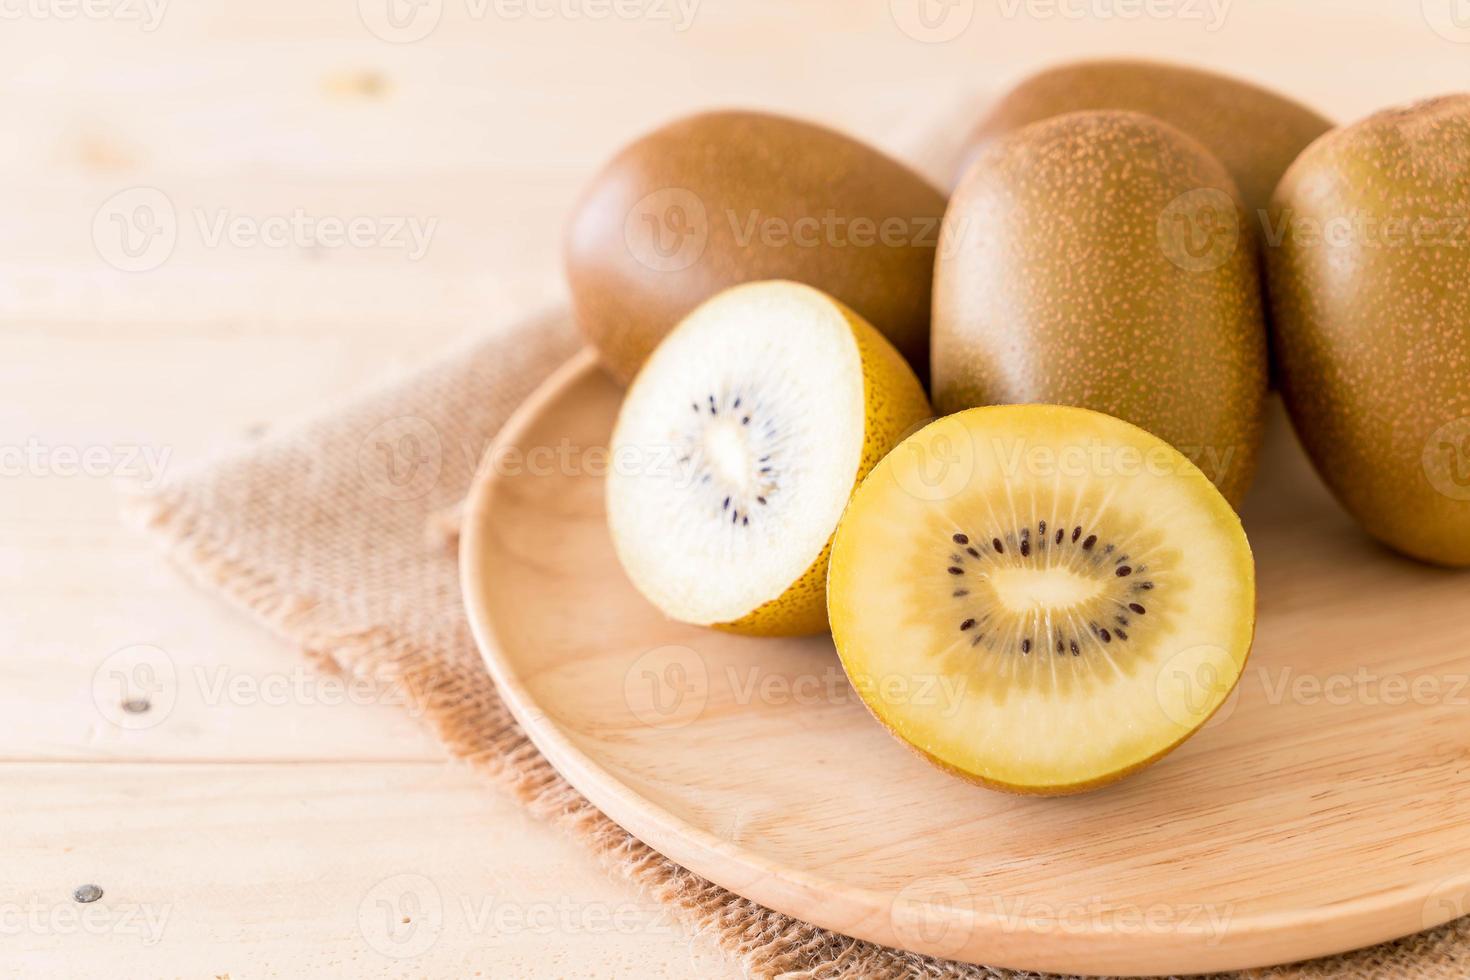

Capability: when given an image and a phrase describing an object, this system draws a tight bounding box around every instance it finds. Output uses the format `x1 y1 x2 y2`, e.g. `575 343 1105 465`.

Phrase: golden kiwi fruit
828 404 1256 795
958 59 1333 220
566 110 945 384
606 280 931 636
933 110 1268 506
1266 95 1470 567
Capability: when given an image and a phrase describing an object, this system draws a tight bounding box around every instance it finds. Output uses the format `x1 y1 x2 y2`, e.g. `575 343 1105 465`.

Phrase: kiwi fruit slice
828 405 1255 794
607 280 931 636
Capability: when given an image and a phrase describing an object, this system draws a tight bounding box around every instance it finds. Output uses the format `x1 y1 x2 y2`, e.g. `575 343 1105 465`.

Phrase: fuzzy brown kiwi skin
957 59 1333 220
1266 95 1470 568
933 110 1268 507
565 110 946 385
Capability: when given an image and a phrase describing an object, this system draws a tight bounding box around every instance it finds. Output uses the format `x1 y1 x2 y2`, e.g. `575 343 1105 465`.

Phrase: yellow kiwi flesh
566 110 945 384
934 110 1268 506
607 280 931 636
1266 95 1470 566
958 59 1333 220
828 405 1255 794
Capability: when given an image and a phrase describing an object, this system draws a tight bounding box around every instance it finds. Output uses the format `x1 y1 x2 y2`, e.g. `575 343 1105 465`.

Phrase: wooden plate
460 349 1470 976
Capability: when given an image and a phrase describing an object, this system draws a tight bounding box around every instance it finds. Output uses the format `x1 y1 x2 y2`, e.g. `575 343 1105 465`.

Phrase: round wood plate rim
460 348 1470 976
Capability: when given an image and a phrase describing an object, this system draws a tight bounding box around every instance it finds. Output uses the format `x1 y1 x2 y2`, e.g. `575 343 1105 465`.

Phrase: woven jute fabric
126 310 1469 979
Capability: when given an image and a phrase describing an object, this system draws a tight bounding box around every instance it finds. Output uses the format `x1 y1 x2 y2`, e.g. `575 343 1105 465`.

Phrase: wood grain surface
6 0 1470 974
462 352 1470 976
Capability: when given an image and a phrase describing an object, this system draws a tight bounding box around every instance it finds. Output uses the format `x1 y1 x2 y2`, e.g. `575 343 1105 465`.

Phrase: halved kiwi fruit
607 280 931 636
828 405 1255 794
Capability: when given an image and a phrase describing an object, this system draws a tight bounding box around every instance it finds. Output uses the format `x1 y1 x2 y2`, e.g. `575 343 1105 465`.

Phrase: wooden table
3 2 1464 975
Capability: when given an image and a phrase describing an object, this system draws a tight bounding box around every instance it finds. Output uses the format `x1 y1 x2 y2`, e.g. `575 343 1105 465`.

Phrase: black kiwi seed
741 516 749 526
722 496 730 510
1020 538 1030 557
992 537 1004 554
1139 582 1154 591
741 416 751 425
1083 534 1097 550
1056 639 1065 653
1072 526 1082 542
1021 638 1032 654
953 589 968 597
1038 520 1047 535
1129 602 1146 614
1055 528 1064 544
733 397 741 408
947 566 964 575
1115 628 1129 641
1070 640 1080 656
960 618 976 631
1099 628 1111 643
953 532 969 544
966 547 981 558
1116 565 1132 577
757 496 767 505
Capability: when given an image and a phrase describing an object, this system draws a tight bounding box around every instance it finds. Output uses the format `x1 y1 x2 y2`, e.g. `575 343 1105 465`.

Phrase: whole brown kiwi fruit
933 110 1267 507
1266 95 1470 566
958 59 1333 221
565 110 945 384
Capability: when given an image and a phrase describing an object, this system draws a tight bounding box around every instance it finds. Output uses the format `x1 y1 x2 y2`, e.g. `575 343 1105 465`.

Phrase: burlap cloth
126 309 1469 979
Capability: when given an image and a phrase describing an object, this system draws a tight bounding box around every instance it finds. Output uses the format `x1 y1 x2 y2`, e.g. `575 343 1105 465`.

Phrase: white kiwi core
988 566 1105 612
